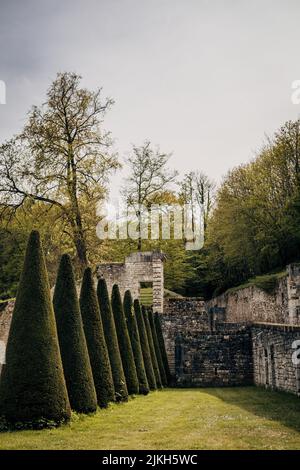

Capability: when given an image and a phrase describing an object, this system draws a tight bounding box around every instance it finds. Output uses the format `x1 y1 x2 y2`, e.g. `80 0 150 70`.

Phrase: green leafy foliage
0 231 71 429
154 312 172 384
0 228 27 300
80 268 115 407
142 306 162 388
53 254 97 413
123 291 149 395
148 309 167 386
111 285 139 395
192 119 300 298
134 299 157 390
97 278 128 402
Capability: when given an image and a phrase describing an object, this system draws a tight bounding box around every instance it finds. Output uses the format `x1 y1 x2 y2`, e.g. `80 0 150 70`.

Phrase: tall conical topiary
97 278 128 402
0 231 71 429
123 290 149 395
154 312 171 384
53 254 97 413
134 299 157 390
142 305 162 388
148 309 168 386
111 284 139 395
80 268 115 408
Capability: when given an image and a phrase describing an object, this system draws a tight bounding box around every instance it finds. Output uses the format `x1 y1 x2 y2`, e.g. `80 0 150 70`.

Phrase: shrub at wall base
124 290 149 395
142 306 162 388
0 231 71 429
97 278 128 402
148 309 167 386
134 299 157 390
154 312 172 384
53 254 97 414
111 284 139 395
80 267 115 408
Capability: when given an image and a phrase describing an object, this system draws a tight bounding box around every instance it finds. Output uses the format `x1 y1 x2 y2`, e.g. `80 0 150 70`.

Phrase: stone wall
160 298 209 374
175 326 253 387
0 300 13 345
160 297 300 394
0 300 14 373
96 251 165 313
252 323 300 396
287 264 300 324
206 275 290 325
1 255 300 395
160 298 253 387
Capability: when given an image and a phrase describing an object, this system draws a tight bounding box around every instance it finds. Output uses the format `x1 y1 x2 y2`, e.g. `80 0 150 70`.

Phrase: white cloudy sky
1 0 300 199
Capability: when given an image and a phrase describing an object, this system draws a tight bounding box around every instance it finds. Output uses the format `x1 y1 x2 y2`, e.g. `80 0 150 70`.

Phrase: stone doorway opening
140 282 153 308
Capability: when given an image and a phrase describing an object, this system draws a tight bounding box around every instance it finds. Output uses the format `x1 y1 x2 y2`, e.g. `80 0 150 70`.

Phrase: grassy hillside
224 271 287 296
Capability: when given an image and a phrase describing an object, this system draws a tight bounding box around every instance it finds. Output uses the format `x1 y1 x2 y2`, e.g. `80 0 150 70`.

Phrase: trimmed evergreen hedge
0 231 71 429
123 290 149 395
97 279 128 402
134 299 157 390
154 312 171 384
111 285 139 395
142 306 162 388
80 268 115 408
53 254 97 414
148 309 167 386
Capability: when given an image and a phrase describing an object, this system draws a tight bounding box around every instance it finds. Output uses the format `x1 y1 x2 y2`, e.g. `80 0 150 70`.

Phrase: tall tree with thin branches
122 141 177 250
0 72 119 271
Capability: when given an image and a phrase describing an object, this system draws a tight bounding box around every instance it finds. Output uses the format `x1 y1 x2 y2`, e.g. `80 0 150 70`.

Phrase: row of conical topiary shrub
0 231 170 430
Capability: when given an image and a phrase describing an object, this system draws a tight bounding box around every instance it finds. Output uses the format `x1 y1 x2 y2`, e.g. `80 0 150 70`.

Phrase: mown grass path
0 387 299 450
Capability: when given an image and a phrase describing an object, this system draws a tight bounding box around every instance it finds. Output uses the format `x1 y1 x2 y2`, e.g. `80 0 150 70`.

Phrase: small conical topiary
53 254 97 414
134 299 157 390
123 291 149 395
148 309 168 386
0 231 71 429
142 306 162 388
111 285 139 395
80 268 115 408
97 278 128 402
154 312 171 384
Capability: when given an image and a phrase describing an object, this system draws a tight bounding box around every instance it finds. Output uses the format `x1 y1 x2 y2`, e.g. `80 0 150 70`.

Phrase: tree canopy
0 72 119 271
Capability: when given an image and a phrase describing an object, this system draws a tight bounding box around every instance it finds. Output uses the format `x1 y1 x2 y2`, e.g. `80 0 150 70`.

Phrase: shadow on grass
204 386 300 433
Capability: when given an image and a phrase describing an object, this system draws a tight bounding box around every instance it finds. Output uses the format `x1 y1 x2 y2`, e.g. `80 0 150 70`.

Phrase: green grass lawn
0 387 299 450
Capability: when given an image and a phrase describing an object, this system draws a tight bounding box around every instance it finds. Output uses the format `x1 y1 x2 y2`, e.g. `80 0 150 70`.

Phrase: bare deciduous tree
122 141 177 250
180 170 215 239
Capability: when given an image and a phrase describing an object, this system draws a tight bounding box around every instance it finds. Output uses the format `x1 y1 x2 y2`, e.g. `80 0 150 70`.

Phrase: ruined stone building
96 251 165 314
1 251 300 396
96 253 300 395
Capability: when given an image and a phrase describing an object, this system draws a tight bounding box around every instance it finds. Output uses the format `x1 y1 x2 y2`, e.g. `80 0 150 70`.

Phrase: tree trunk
68 145 88 271
137 208 142 251
74 228 88 271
